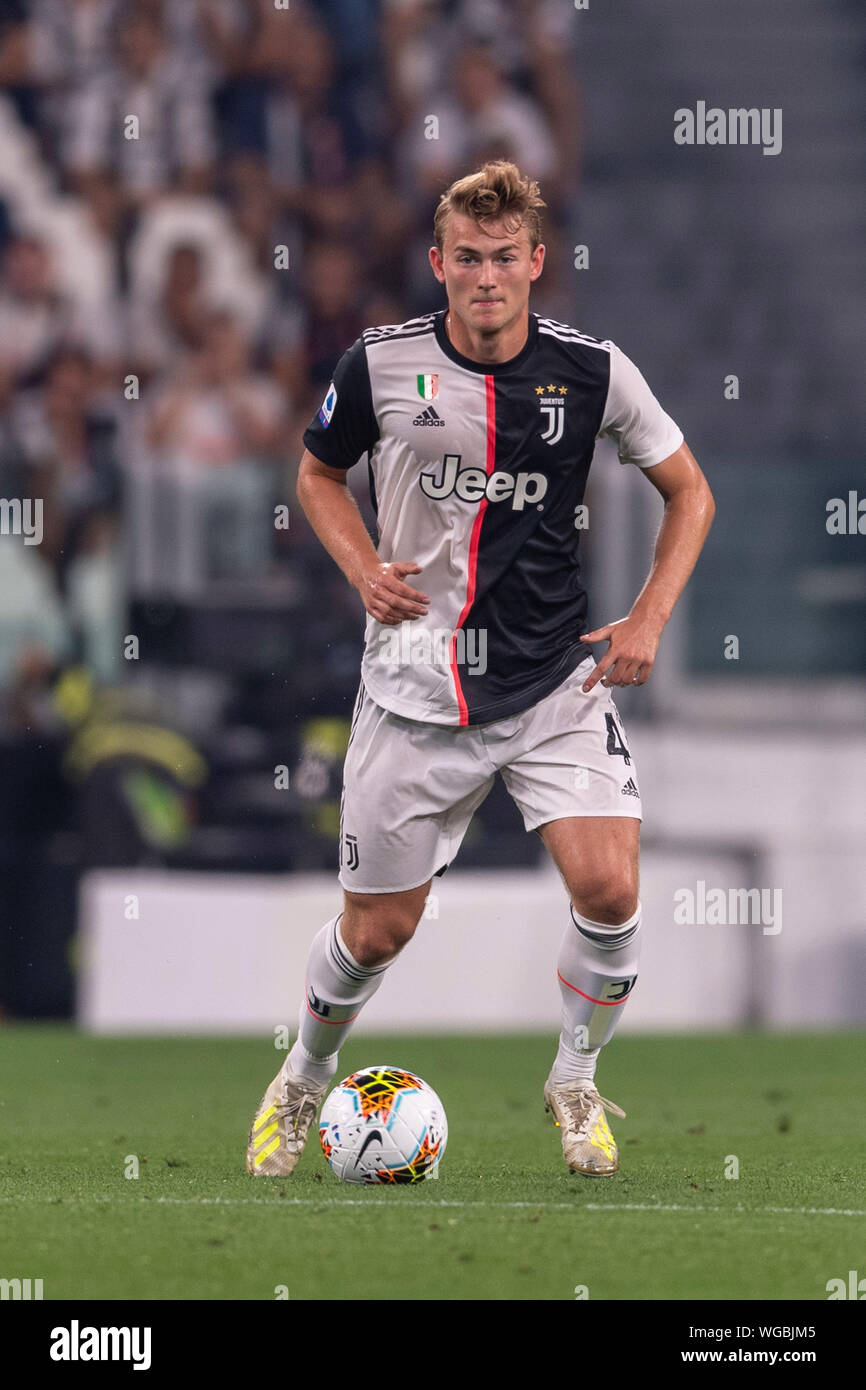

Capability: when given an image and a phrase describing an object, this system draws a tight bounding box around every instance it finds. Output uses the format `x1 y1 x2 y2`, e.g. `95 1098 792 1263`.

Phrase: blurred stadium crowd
0 0 580 1013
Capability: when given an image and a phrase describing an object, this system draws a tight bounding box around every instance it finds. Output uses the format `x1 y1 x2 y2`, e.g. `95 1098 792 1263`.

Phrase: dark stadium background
0 0 863 1026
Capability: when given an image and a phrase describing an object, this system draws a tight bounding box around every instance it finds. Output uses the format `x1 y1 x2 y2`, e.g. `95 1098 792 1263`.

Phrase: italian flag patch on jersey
416 373 439 400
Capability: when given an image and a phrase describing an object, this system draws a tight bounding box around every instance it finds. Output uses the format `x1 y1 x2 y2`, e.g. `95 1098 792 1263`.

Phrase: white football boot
246 1064 328 1177
544 1078 626 1176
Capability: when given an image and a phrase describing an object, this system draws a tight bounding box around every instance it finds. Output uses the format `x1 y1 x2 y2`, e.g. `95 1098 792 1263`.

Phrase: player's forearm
296 471 380 591
629 480 715 631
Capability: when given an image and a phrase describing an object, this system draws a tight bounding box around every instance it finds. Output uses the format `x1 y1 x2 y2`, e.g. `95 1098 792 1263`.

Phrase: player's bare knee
341 893 424 967
352 922 416 967
572 880 638 926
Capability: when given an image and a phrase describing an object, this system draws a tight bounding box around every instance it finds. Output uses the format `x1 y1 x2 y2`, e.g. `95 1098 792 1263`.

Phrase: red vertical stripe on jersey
450 374 496 725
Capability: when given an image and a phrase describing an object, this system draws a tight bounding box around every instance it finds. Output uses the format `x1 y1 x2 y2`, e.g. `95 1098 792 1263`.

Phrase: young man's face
429 212 545 336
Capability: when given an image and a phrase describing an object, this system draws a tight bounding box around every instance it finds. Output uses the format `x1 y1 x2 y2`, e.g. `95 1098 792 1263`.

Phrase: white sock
550 902 641 1087
287 913 389 1085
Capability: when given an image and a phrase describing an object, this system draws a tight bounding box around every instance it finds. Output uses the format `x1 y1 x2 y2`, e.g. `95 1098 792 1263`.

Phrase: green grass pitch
1 1026 864 1301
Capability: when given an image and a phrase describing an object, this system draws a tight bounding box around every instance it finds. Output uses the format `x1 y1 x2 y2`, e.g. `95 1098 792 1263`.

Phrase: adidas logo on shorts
413 406 445 427
620 778 640 797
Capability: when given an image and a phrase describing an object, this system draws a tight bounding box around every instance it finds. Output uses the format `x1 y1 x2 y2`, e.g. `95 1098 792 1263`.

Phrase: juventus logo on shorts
343 832 359 871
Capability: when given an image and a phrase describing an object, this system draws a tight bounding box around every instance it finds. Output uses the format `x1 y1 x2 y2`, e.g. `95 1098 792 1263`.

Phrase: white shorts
338 656 642 894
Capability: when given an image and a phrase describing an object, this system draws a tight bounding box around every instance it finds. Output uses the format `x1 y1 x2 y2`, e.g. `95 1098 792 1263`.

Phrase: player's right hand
358 561 430 626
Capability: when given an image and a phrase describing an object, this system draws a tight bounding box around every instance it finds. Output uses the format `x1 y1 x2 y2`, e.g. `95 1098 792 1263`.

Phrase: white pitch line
0 1195 864 1217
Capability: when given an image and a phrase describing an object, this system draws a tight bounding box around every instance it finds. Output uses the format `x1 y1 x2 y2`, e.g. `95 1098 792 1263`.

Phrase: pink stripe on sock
557 969 628 1006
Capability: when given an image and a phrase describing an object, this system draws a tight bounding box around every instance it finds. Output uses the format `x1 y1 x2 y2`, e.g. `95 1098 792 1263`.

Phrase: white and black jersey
303 309 682 727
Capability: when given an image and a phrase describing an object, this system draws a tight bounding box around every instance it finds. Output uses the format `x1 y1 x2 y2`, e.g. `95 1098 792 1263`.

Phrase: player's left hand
579 617 661 691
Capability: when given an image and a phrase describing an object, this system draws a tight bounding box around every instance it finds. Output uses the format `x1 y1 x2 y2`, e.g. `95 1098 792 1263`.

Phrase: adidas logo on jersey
620 778 640 797
420 453 548 512
413 406 445 427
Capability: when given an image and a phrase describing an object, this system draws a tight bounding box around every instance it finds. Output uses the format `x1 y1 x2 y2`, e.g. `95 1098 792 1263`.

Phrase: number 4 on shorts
604 712 631 766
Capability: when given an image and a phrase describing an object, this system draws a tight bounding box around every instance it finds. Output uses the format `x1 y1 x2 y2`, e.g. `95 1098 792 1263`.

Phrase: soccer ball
318 1064 448 1184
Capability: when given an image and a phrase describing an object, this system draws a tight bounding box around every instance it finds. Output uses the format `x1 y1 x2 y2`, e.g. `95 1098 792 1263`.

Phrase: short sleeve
597 342 683 468
303 336 379 470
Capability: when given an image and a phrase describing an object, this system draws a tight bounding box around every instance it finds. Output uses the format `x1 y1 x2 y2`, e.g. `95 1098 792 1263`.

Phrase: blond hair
433 160 546 252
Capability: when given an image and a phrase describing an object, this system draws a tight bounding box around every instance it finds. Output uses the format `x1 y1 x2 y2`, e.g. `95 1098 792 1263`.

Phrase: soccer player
247 161 714 1178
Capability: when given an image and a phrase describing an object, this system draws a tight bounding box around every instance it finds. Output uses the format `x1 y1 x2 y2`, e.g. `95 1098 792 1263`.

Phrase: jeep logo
419 454 547 511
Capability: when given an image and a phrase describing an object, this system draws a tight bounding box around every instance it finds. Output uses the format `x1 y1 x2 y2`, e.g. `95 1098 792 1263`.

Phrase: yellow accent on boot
245 1068 327 1177
543 1079 625 1177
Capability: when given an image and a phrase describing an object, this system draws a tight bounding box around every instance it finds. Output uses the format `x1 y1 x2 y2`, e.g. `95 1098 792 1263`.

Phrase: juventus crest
536 384 568 445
